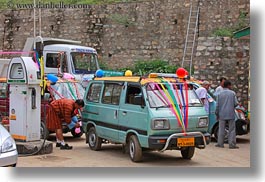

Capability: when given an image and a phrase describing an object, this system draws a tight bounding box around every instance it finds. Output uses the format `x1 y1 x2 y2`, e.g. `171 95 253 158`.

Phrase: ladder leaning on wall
181 0 200 74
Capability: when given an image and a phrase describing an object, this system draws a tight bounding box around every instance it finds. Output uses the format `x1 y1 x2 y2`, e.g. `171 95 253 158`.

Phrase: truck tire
129 135 142 162
88 127 102 151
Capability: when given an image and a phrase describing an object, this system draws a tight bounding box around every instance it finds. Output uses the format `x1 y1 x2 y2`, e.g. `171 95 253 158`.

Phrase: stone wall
193 37 250 107
0 0 250 107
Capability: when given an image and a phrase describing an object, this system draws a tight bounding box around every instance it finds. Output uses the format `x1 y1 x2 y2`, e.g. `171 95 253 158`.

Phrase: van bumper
148 132 211 151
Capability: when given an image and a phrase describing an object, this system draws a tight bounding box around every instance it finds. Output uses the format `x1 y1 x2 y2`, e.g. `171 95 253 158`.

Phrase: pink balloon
63 73 74 80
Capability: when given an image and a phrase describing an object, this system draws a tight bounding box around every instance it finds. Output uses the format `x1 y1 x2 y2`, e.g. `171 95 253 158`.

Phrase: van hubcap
89 133 96 146
129 141 135 158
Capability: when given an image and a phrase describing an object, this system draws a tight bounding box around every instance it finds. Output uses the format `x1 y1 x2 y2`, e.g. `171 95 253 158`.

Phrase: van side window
126 85 145 106
102 83 122 105
86 83 102 103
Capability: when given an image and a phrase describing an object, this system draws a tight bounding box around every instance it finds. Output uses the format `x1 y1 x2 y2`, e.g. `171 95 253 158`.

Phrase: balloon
46 74 58 83
63 73 75 80
95 69 104 77
125 70 132 77
176 68 187 78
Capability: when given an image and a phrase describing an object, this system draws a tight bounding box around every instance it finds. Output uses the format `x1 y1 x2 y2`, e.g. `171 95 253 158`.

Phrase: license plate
177 138 195 147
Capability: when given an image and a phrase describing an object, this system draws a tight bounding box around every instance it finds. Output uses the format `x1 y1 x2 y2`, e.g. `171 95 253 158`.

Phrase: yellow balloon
125 70 132 77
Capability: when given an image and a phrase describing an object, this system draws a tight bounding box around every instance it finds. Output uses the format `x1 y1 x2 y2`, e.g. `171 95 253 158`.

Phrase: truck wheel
213 125 229 143
40 121 49 140
129 135 142 162
88 127 102 151
71 127 84 138
181 147 195 159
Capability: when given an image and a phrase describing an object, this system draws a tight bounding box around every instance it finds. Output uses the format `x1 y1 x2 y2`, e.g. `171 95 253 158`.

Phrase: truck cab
23 37 100 87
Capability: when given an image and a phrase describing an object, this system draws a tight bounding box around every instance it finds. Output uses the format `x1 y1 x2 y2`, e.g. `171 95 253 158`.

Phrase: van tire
129 135 142 162
88 127 102 151
181 147 195 159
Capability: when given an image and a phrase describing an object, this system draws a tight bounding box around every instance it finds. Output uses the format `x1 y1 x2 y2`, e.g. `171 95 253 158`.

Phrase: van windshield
71 52 99 74
146 83 202 108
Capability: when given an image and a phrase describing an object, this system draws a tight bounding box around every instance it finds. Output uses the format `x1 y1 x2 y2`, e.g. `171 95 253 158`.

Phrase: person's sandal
60 144 73 150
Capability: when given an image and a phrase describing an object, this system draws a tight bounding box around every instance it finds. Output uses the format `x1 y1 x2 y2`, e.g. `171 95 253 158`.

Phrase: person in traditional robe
46 98 84 150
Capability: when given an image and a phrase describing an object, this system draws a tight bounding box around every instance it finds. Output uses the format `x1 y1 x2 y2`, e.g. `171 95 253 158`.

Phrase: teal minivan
81 75 211 162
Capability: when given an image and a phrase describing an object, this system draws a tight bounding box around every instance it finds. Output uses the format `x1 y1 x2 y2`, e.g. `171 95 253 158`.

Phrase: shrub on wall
212 10 249 37
132 59 179 76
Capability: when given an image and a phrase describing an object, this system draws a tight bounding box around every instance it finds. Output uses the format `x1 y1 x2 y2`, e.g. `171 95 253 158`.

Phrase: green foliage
98 59 180 76
132 59 179 76
234 10 249 31
109 13 135 27
212 28 234 37
213 10 249 37
98 59 109 70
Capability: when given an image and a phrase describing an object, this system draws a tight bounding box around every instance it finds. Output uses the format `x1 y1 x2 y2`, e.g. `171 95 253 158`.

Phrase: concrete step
16 140 53 156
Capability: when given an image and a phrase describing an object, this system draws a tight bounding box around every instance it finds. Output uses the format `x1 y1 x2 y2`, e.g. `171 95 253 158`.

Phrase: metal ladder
181 0 200 74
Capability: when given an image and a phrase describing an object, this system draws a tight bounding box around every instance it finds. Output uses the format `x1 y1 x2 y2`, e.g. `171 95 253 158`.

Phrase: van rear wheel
129 135 142 162
181 147 195 159
88 127 102 151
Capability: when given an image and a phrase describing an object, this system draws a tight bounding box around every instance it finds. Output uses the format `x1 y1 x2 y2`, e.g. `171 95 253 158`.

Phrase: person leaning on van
46 98 84 150
195 81 211 113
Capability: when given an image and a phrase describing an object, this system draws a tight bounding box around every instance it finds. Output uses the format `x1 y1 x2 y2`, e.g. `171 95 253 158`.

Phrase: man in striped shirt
46 98 84 150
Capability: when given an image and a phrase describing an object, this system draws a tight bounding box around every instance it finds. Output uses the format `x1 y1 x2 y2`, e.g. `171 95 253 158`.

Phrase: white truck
0 59 10 78
2 37 100 87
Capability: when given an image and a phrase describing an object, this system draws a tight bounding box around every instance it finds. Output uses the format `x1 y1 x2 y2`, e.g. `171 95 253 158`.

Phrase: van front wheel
181 147 195 159
88 127 102 151
129 135 142 162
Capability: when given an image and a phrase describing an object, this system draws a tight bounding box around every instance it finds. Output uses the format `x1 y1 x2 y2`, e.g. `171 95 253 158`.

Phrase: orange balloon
176 68 187 78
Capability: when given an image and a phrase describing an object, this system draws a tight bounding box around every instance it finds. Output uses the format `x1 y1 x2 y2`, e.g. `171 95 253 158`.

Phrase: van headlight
197 117 208 128
1 136 17 153
151 119 170 130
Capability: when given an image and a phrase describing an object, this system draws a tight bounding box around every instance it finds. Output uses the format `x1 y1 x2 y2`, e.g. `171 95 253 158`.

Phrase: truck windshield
71 52 99 74
146 83 202 108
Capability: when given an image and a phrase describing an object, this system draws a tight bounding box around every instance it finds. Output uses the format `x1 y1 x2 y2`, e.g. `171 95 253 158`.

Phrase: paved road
17 133 250 167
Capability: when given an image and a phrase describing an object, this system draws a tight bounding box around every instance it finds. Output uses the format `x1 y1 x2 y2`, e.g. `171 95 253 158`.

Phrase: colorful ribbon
142 77 189 133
